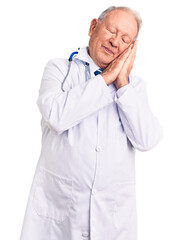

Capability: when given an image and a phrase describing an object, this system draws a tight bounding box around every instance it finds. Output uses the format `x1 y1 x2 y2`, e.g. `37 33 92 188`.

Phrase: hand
100 44 133 85
114 40 138 89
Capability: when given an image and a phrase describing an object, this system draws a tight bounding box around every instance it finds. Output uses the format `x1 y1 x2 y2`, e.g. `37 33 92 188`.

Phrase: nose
109 35 120 48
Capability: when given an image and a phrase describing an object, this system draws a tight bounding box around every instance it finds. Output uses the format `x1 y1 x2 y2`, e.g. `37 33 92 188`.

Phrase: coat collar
75 47 100 75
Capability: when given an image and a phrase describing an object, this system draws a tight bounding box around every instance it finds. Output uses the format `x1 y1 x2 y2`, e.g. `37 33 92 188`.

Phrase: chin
97 62 108 69
98 59 112 69
96 57 108 69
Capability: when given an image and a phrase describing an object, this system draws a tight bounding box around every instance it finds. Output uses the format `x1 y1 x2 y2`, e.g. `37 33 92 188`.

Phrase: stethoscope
61 49 89 92
61 48 130 92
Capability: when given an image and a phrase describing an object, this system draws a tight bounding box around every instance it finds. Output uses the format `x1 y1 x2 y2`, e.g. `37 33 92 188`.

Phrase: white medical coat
20 47 163 240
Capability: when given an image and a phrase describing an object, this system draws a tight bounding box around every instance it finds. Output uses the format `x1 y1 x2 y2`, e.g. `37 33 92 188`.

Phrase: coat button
82 231 89 237
91 189 97 195
95 145 102 152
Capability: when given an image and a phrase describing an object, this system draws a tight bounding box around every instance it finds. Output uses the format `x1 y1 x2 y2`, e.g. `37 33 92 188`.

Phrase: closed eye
122 36 131 44
106 28 116 34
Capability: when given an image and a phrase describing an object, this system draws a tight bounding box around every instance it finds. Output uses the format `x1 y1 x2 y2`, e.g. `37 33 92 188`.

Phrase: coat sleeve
36 59 113 135
115 75 163 151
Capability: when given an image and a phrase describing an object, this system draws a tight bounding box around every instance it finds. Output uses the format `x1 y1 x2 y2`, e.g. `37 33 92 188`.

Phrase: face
88 10 138 69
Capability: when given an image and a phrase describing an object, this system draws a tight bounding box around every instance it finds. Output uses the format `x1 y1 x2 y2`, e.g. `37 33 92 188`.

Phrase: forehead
103 9 138 35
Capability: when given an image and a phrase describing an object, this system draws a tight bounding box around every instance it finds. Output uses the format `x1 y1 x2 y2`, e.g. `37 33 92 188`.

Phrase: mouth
103 46 114 55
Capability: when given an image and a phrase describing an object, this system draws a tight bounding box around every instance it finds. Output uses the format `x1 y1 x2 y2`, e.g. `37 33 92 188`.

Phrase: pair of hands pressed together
101 40 138 89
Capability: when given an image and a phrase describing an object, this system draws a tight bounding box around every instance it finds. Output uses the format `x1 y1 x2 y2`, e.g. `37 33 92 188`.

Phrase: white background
0 0 183 239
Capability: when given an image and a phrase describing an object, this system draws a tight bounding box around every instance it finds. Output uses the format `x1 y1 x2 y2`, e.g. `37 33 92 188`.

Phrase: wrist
115 77 129 89
100 72 111 85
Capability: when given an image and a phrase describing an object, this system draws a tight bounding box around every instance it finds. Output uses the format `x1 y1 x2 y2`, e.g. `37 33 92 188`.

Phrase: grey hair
98 6 143 39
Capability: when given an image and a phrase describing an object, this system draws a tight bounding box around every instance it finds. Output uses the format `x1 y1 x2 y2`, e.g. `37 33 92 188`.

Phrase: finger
126 41 138 62
118 40 137 58
125 49 136 67
117 45 133 64
131 40 138 49
122 42 138 73
120 44 133 57
107 46 132 73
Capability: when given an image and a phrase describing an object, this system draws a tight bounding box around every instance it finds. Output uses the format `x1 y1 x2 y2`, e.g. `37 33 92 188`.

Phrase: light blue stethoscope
61 48 130 92
61 49 89 92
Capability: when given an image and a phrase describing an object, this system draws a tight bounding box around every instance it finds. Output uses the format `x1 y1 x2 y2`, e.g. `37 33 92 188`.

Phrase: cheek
96 29 109 43
102 32 111 42
91 35 102 48
119 45 129 54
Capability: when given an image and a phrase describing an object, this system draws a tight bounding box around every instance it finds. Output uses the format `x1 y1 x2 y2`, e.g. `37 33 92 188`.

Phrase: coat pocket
113 181 136 229
32 167 73 223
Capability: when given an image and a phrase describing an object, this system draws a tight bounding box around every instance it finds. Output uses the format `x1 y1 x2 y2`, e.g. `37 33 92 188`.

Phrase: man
20 6 163 240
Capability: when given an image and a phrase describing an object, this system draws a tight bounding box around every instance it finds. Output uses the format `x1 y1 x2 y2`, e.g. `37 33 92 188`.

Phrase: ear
88 19 98 37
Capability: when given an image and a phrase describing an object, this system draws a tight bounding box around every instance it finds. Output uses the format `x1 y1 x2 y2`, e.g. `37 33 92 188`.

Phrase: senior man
20 6 163 240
